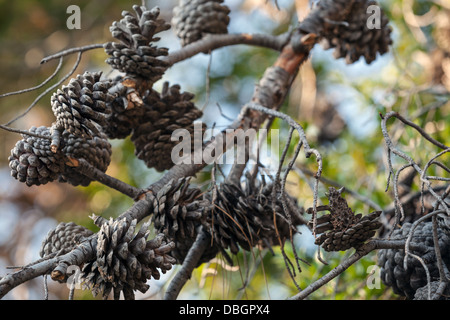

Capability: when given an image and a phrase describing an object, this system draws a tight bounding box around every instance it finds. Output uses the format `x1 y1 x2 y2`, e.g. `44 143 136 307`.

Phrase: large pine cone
104 5 170 83
172 0 230 46
377 220 450 299
39 222 94 258
299 0 392 64
204 179 304 255
81 217 176 300
131 82 204 172
307 187 382 252
51 71 114 139
8 126 66 186
150 178 218 264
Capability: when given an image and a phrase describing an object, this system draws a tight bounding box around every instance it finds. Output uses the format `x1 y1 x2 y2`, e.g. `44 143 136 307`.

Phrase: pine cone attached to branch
131 82 204 172
8 126 66 187
39 221 94 258
150 178 217 264
51 71 114 140
307 187 382 251
300 0 392 64
204 178 304 256
377 221 450 299
172 0 230 46
81 217 176 300
104 5 170 83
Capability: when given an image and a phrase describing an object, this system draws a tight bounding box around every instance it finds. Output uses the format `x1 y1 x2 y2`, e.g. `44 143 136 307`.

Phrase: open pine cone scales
131 82 204 172
150 178 217 264
51 71 114 139
104 5 170 82
205 179 303 255
81 217 176 300
308 187 382 251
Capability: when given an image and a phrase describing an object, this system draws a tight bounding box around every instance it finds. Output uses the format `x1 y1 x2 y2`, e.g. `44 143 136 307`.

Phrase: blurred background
0 0 448 300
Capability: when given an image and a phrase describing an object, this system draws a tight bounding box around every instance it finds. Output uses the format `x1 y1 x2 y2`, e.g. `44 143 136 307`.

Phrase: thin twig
40 43 104 65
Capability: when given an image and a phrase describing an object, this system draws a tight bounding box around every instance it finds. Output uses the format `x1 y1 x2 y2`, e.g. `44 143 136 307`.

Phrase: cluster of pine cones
7 0 401 300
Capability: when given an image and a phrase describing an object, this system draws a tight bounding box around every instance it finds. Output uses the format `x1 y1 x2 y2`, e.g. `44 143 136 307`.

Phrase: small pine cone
8 126 66 187
151 178 217 264
204 179 303 255
172 0 230 46
81 217 176 300
377 221 450 299
414 281 450 300
58 130 112 187
131 82 204 172
51 72 114 140
300 0 392 64
104 5 170 82
39 222 93 258
307 187 382 251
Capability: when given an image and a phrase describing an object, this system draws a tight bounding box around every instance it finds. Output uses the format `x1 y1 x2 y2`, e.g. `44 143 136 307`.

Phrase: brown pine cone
150 178 217 264
307 187 382 251
81 217 176 300
204 178 304 255
172 0 230 46
51 71 114 140
104 5 170 83
299 0 392 64
131 82 204 172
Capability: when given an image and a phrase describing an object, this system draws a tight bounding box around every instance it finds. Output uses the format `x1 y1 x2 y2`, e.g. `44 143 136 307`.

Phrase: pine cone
307 187 382 252
205 179 303 255
8 126 66 186
131 82 204 172
172 0 230 46
414 281 450 300
101 77 150 139
81 217 176 300
51 71 114 140
377 221 450 299
150 178 217 264
104 5 170 82
58 130 112 187
39 222 94 258
299 0 392 64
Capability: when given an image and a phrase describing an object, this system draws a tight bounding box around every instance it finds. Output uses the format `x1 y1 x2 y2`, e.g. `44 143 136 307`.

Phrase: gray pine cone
413 281 450 300
8 126 66 186
172 0 230 46
204 179 303 255
377 221 450 299
150 178 217 264
307 187 382 252
81 217 176 300
131 82 204 172
104 5 170 82
299 0 392 64
51 71 114 139
39 221 93 258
